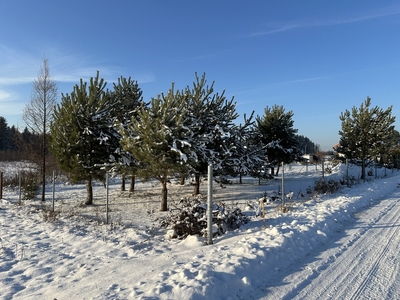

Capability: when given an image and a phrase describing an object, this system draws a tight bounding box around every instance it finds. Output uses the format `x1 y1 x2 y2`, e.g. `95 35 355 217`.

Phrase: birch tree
23 58 58 201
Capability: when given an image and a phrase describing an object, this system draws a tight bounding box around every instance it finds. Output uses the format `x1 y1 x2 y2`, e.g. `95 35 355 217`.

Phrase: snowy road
263 188 400 300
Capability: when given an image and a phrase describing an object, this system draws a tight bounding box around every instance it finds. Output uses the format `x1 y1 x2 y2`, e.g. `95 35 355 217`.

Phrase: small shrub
160 197 249 239
340 175 358 187
22 171 40 200
275 204 291 214
306 185 314 195
312 178 341 195
258 190 281 204
41 205 60 223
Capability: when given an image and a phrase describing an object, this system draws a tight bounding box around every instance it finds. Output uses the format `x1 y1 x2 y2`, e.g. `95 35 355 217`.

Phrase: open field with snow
1 161 400 299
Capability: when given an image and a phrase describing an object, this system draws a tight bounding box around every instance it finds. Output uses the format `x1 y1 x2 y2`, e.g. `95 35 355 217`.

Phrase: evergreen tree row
49 72 303 210
3 67 399 212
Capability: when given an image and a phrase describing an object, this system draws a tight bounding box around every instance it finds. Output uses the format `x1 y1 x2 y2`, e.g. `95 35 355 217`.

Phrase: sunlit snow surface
1 161 400 299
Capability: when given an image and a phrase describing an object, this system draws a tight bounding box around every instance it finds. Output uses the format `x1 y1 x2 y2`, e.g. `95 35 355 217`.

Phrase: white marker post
52 170 55 211
106 171 109 224
19 171 22 205
0 172 3 200
281 162 285 211
207 164 213 245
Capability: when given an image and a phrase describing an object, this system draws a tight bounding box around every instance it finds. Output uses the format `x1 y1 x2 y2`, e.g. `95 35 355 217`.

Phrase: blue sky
1 1 400 151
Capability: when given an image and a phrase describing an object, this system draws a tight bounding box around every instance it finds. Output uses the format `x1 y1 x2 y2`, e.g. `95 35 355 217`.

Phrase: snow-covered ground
0 161 399 299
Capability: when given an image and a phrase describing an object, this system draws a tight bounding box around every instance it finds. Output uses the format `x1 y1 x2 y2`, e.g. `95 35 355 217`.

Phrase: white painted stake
18 171 22 205
207 164 213 245
52 170 55 211
281 162 285 210
106 171 109 224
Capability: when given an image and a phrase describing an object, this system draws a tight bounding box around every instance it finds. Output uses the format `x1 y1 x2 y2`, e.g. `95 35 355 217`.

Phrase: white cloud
250 6 400 37
0 77 34 85
233 75 328 95
0 89 24 117
0 45 39 85
0 44 155 88
0 89 12 101
0 45 155 127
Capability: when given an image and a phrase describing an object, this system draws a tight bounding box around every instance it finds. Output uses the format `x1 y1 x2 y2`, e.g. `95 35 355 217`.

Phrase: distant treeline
295 135 320 155
0 116 45 161
1 115 321 163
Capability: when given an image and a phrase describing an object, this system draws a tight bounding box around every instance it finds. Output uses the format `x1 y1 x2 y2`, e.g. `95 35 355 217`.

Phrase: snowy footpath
0 167 400 299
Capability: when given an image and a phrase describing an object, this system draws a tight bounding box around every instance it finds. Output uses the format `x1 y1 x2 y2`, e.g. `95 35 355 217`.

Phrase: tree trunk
41 133 46 201
121 175 126 191
129 175 135 193
85 178 93 205
270 167 274 177
0 172 3 200
180 175 185 185
193 173 201 195
275 164 280 176
361 158 366 180
161 180 168 211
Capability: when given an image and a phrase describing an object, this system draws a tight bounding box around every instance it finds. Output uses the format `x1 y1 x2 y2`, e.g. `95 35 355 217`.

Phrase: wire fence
1 161 368 227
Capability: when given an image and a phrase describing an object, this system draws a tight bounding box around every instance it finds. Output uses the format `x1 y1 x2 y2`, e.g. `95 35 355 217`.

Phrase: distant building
302 154 315 163
333 143 346 158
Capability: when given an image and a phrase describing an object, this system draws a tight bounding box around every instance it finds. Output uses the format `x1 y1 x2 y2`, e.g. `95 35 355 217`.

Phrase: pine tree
233 121 267 183
338 97 396 179
256 105 300 176
183 73 256 194
109 76 146 193
389 130 400 168
50 72 115 204
215 113 266 183
119 84 190 211
0 117 10 151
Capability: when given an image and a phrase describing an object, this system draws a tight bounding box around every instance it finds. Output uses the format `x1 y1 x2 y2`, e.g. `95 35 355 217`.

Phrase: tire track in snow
263 188 400 300
347 196 400 300
295 192 400 300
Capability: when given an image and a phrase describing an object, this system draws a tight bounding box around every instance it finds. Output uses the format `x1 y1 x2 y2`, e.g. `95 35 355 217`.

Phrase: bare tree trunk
161 180 168 211
22 58 57 202
85 177 93 205
0 172 3 200
361 158 366 180
275 164 280 176
41 132 46 201
180 175 185 185
121 175 126 191
129 175 135 193
193 173 201 195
